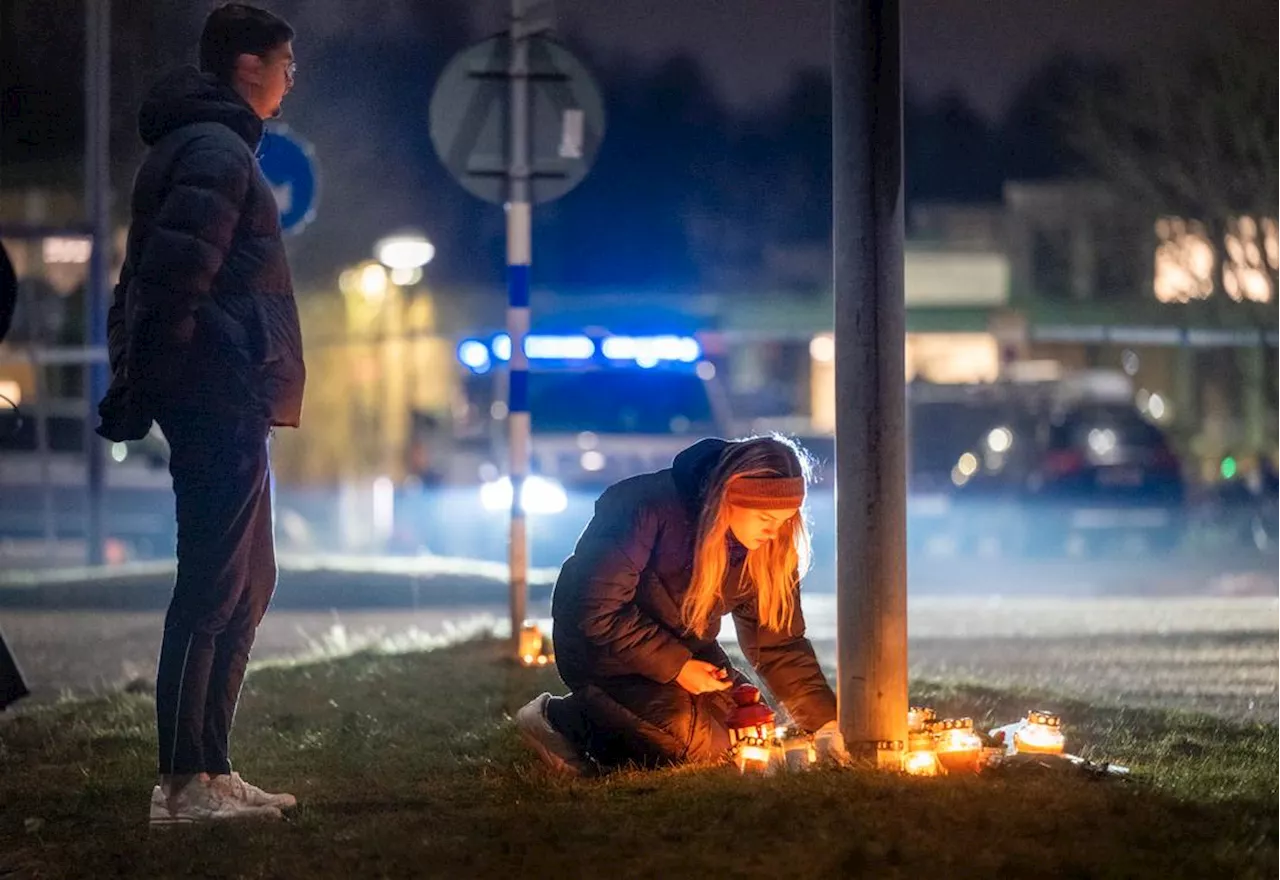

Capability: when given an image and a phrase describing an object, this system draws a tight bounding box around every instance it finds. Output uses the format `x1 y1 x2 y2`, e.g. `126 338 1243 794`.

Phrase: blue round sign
258 124 318 234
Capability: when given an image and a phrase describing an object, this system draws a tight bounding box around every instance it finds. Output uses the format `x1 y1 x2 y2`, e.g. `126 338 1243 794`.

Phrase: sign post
506 0 534 649
83 0 110 565
831 0 910 768
430 4 605 652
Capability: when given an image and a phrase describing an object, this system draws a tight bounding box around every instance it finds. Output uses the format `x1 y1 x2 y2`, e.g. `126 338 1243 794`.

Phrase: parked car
947 400 1185 556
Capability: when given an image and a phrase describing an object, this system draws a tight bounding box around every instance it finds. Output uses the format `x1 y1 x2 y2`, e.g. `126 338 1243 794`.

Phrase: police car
438 330 732 564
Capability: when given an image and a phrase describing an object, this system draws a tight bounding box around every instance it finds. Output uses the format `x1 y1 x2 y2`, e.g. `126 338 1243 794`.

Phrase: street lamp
372 230 437 490
375 230 435 285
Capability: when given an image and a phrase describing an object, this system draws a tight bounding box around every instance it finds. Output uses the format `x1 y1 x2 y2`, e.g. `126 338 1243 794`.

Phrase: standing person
101 3 306 825
515 436 847 774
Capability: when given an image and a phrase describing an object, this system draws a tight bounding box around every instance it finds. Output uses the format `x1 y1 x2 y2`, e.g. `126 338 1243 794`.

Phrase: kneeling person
517 436 842 773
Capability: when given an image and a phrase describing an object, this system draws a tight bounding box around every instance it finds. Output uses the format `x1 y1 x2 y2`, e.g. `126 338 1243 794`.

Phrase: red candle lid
727 685 775 730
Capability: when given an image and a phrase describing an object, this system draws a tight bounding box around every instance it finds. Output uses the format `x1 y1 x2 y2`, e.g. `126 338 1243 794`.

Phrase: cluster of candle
901 708 989 776
902 707 1066 775
726 687 1069 777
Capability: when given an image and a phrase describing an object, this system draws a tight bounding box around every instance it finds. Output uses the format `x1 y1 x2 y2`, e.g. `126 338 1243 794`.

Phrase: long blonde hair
680 436 813 638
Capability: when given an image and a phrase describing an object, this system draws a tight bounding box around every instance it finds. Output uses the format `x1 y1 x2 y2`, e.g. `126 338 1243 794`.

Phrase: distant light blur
41 237 92 264
358 264 389 302
0 379 20 407
986 426 1013 453
1155 216 1277 303
1087 428 1118 456
375 234 436 270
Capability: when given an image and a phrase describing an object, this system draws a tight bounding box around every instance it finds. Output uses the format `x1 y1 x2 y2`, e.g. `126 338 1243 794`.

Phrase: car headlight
479 475 568 515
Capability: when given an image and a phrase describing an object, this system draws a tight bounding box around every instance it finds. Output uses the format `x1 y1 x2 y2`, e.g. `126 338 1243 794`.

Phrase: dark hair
199 4 294 84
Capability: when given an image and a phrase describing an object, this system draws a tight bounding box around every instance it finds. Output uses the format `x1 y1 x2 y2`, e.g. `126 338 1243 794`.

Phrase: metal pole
83 0 111 565
29 302 56 553
506 0 532 650
831 0 909 768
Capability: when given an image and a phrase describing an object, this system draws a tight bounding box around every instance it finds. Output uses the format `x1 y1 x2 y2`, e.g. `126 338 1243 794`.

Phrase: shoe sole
242 794 297 809
149 807 283 827
515 710 582 777
148 816 197 828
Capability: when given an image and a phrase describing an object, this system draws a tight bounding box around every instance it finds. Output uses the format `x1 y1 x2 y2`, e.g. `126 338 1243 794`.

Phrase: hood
672 437 729 514
0 239 16 344
672 437 748 560
138 66 263 148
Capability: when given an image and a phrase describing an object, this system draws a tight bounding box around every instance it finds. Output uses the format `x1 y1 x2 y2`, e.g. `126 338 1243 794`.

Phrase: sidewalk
0 553 560 609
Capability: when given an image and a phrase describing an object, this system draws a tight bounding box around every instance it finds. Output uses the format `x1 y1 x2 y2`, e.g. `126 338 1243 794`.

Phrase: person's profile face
239 41 294 119
260 41 295 118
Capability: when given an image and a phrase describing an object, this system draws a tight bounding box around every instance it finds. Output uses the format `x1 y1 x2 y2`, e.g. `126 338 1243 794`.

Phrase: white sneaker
217 772 297 809
149 777 282 826
515 692 591 776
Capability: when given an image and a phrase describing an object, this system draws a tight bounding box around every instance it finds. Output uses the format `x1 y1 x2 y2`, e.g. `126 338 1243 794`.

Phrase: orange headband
723 476 806 510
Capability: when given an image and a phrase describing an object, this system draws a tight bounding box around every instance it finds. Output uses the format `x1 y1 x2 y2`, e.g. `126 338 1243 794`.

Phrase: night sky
474 0 1272 118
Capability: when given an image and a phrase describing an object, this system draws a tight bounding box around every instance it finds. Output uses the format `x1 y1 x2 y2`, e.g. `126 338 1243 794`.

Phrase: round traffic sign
430 35 605 205
258 124 319 234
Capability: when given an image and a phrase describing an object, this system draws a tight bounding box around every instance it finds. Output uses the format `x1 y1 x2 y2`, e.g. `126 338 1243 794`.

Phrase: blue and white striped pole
506 0 532 648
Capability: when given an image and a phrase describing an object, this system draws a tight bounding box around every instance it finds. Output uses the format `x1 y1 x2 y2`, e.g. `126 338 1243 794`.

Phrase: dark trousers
154 413 275 776
546 676 734 769
0 625 30 710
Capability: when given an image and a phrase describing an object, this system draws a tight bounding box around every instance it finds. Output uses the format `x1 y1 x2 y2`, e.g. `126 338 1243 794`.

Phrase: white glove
813 720 852 766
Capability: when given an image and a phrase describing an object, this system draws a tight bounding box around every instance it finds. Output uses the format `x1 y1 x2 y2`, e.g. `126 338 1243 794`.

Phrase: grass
1 636 1275 879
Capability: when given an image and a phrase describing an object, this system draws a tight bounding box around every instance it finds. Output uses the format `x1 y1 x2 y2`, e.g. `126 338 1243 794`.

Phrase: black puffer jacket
107 66 305 427
552 438 838 731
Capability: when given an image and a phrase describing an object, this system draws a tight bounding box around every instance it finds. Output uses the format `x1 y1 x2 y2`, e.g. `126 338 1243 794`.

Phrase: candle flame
735 744 774 773
903 750 940 776
1015 723 1065 754
936 728 984 754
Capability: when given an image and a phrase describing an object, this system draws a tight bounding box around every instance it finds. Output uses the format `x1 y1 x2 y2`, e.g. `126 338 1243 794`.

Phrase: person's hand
814 720 852 765
675 660 732 694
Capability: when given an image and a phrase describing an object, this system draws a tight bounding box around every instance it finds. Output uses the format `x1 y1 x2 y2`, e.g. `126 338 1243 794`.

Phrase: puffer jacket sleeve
732 586 837 732
568 488 693 683
131 134 251 364
106 266 130 377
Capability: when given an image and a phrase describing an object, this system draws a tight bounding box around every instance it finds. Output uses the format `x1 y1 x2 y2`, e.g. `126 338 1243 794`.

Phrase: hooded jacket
551 438 838 732
106 66 305 427
0 241 15 344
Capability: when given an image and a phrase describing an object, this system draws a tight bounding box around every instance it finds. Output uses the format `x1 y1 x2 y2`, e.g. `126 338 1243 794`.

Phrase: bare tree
1065 28 1278 441
1066 28 1278 306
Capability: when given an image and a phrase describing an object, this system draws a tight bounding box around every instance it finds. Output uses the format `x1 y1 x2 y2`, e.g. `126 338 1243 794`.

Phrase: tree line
1 0 1273 295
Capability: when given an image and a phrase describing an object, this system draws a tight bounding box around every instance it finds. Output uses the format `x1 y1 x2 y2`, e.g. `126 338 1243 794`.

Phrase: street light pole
831 0 909 768
506 0 533 650
83 0 111 565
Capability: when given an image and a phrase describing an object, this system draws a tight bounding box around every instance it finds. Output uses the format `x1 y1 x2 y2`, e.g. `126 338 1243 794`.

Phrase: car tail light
1043 448 1086 478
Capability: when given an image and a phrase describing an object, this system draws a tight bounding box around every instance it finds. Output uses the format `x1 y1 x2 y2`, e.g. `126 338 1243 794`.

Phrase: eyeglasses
258 53 296 81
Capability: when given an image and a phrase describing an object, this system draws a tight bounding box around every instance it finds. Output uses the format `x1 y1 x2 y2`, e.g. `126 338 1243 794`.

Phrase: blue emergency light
456 333 702 374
